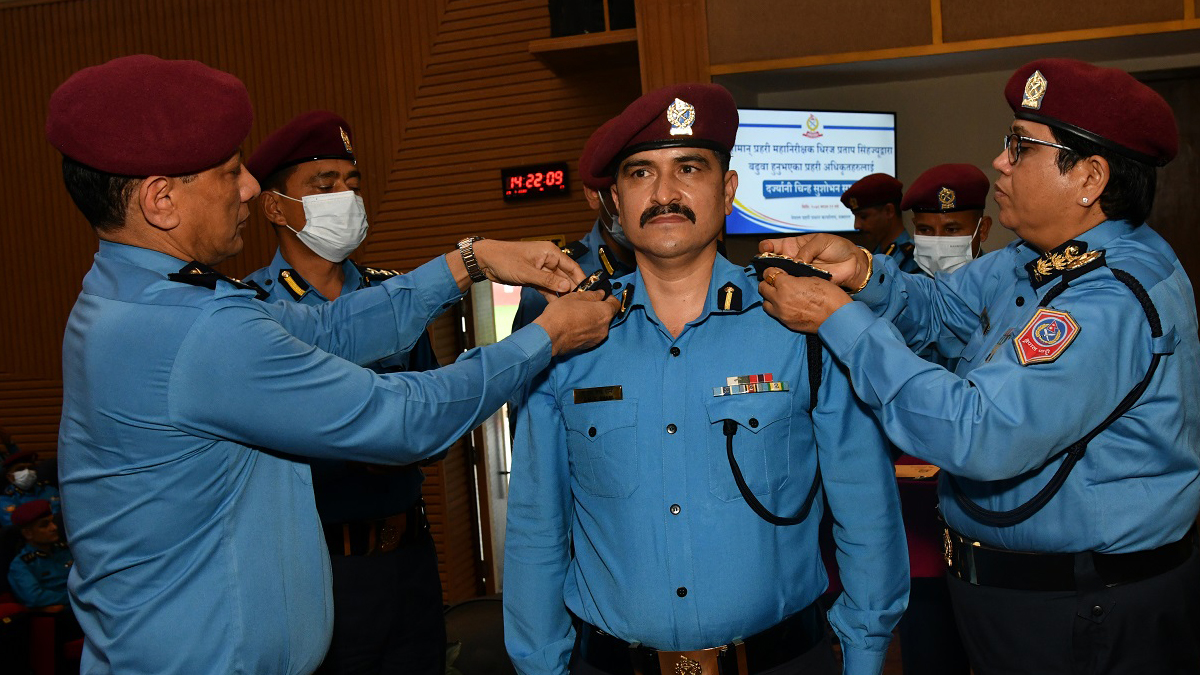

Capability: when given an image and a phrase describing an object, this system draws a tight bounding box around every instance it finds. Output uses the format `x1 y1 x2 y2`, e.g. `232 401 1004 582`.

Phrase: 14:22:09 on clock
501 162 569 201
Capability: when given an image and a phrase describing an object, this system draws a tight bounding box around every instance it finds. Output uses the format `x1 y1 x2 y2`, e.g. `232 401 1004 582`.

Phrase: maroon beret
581 83 738 184
901 164 990 213
246 110 356 184
47 54 253 176
11 500 52 529
580 117 619 190
840 173 902 211
1005 58 1177 167
3 449 37 469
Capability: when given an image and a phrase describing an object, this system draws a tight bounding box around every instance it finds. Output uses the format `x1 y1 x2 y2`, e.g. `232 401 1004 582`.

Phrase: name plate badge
573 386 623 404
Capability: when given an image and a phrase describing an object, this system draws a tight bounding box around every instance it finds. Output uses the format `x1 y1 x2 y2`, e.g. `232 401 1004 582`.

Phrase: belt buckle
656 647 722 675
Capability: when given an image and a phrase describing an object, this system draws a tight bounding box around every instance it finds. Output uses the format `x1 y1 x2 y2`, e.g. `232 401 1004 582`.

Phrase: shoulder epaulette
899 242 915 258
561 240 589 261
356 264 401 283
169 262 270 300
20 551 36 563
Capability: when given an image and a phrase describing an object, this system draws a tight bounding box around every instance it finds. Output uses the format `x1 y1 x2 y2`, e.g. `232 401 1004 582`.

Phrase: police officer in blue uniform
504 83 907 675
47 55 619 675
840 174 919 274
758 58 1200 673
243 111 446 675
0 450 60 529
7 499 72 609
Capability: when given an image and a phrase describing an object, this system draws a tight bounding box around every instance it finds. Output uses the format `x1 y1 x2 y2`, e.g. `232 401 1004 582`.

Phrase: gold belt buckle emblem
673 655 702 675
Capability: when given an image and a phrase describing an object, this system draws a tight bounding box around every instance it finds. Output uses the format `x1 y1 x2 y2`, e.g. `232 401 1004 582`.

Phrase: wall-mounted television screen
728 108 897 234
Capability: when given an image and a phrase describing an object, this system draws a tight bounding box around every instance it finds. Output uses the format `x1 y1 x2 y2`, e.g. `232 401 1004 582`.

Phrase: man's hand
759 234 870 289
759 268 852 334
446 239 585 294
533 291 622 356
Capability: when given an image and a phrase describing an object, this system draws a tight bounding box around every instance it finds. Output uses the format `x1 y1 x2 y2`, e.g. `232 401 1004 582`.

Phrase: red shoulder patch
1013 308 1080 366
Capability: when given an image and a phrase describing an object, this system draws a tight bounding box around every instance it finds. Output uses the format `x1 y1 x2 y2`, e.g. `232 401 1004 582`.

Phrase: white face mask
597 195 631 249
914 218 981 275
11 468 36 490
272 190 369 263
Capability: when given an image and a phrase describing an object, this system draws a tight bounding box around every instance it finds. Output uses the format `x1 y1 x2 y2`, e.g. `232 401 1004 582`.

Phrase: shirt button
588 427 597 437
1091 605 1104 617
676 587 688 597
612 281 622 289
670 504 681 515
748 418 759 428
670 346 681 357
666 423 677 434
1016 296 1026 306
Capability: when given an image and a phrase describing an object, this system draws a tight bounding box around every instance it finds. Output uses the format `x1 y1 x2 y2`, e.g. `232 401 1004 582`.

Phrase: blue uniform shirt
504 255 908 675
59 241 553 675
244 251 441 522
8 541 72 608
511 221 610 332
877 229 920 275
821 219 1200 554
0 482 60 528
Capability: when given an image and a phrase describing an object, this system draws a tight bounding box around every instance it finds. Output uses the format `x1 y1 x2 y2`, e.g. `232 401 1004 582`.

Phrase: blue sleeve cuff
818 301 879 360
849 254 891 306
399 255 466 315
840 644 889 675
506 323 554 373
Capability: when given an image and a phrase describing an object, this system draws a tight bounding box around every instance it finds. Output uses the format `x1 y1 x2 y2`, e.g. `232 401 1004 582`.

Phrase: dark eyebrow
674 153 711 166
620 158 653 172
305 170 347 185
1010 123 1028 135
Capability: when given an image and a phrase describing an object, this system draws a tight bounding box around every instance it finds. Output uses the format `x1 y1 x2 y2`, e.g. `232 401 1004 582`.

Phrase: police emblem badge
937 187 956 211
1013 308 1079 365
340 126 353 153
847 197 858 210
1021 69 1048 110
667 98 696 136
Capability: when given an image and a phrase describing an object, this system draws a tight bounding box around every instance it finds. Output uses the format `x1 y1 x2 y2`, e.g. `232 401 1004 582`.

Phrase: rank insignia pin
340 126 354 153
1021 69 1048 110
666 98 695 136
847 197 858 210
938 187 956 211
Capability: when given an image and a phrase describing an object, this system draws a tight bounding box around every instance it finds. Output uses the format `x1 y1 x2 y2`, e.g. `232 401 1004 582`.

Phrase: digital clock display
502 162 570 201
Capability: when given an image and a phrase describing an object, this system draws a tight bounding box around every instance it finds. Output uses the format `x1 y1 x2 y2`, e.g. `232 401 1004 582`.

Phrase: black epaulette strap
950 267 1164 527
723 334 825 526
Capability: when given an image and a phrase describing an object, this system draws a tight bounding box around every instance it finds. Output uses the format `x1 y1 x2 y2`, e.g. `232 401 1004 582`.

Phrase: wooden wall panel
706 0 932 66
0 0 641 603
636 0 711 90
942 0 1183 43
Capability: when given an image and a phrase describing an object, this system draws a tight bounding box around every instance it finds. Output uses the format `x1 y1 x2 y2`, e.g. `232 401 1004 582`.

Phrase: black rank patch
748 253 832 281
1025 240 1106 289
169 262 269 300
561 240 590 261
716 282 742 312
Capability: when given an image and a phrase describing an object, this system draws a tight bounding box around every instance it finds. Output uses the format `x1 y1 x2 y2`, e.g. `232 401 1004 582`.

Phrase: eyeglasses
1003 133 1072 164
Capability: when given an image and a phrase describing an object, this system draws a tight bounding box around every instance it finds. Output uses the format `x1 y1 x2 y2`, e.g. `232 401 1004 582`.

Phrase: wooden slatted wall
0 0 640 603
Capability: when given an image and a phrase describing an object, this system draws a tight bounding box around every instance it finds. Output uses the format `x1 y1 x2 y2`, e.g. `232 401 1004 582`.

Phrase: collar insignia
278 269 310 300
1022 69 1048 110
717 282 742 312
938 187 956 210
168 262 269 300
340 126 354 154
1025 240 1105 288
666 98 695 136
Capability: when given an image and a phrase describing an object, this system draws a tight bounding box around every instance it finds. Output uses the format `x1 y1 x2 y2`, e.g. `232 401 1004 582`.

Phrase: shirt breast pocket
705 394 793 501
562 399 639 498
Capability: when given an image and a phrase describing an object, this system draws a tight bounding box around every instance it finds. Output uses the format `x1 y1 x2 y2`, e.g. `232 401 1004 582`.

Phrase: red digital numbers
502 163 568 201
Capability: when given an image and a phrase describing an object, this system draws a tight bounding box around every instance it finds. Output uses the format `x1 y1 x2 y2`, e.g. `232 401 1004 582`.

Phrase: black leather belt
945 527 1196 592
575 602 824 675
323 501 426 557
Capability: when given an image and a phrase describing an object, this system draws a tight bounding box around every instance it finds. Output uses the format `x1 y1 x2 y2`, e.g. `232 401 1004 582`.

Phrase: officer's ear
259 191 289 228
138 176 181 232
1076 154 1110 207
978 215 993 244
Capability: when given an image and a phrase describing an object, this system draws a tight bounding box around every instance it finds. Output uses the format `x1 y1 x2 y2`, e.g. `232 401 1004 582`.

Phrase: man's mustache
640 203 696 227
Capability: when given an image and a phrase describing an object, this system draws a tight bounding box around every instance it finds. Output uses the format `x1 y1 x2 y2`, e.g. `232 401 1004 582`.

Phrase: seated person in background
1 451 60 529
7 500 71 609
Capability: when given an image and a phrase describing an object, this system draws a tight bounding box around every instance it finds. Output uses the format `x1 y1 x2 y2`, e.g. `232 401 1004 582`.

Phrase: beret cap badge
340 126 353 154
937 187 957 211
667 97 696 136
1022 69 1048 110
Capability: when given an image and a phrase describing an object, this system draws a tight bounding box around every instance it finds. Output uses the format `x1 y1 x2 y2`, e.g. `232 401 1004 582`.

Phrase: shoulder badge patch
1013 308 1079 365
